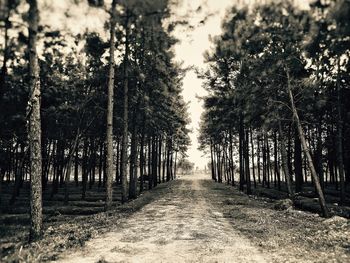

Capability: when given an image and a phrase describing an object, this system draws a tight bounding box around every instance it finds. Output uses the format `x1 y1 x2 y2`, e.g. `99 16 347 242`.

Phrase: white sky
172 0 234 169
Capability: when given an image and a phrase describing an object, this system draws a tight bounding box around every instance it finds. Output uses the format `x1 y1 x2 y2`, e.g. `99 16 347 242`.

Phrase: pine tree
27 0 43 241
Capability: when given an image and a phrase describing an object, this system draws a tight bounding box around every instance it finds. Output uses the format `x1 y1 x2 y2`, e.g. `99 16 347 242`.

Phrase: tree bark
250 129 256 188
245 129 251 194
121 13 130 203
174 150 178 180
139 132 145 193
210 140 216 181
266 136 271 188
166 138 171 182
82 139 88 200
158 136 162 182
27 0 43 242
239 114 244 191
105 0 117 210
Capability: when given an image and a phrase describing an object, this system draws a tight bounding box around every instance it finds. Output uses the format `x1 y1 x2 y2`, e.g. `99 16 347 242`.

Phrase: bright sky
172 0 234 169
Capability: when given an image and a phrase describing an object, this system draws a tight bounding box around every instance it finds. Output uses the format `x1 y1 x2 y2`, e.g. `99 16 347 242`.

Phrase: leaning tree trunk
105 0 117 210
286 67 329 217
27 0 42 242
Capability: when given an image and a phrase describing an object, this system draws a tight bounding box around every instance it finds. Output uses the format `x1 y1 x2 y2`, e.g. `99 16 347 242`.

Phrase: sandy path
56 174 267 263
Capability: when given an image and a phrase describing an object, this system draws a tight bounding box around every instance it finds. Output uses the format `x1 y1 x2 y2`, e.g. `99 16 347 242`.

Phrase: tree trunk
105 0 117 210
121 13 130 203
74 145 79 187
336 58 345 205
162 141 166 183
152 137 158 187
89 140 96 189
315 123 324 190
158 137 162 182
148 137 153 188
50 141 59 197
128 116 138 199
115 138 120 183
229 131 235 185
210 140 216 181
10 145 25 204
239 114 244 191
27 0 42 242
170 141 174 181
245 129 251 194
98 141 103 187
250 129 256 188
166 138 171 182
274 131 281 191
266 136 271 189
287 126 293 181
278 121 294 198
82 139 88 200
217 145 222 183
257 135 261 184
294 126 303 192
286 67 329 217
64 130 80 205
139 132 145 193
262 133 267 187
174 150 178 180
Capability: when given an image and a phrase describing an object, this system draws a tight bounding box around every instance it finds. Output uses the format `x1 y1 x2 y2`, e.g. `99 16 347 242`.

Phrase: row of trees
198 0 349 217
0 0 190 240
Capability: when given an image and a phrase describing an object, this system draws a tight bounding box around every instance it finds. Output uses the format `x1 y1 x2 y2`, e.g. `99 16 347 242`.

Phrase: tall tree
27 0 43 241
105 0 117 211
121 12 130 203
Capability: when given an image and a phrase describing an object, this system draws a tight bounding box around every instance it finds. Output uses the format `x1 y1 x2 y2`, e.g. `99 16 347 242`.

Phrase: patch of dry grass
0 181 175 262
205 180 350 263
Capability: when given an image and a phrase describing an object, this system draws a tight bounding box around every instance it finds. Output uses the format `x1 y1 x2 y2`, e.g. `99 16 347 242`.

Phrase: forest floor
1 173 350 262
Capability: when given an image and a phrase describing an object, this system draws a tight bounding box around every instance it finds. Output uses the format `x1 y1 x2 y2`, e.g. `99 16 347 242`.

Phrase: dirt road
56 174 349 263
57 174 265 262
